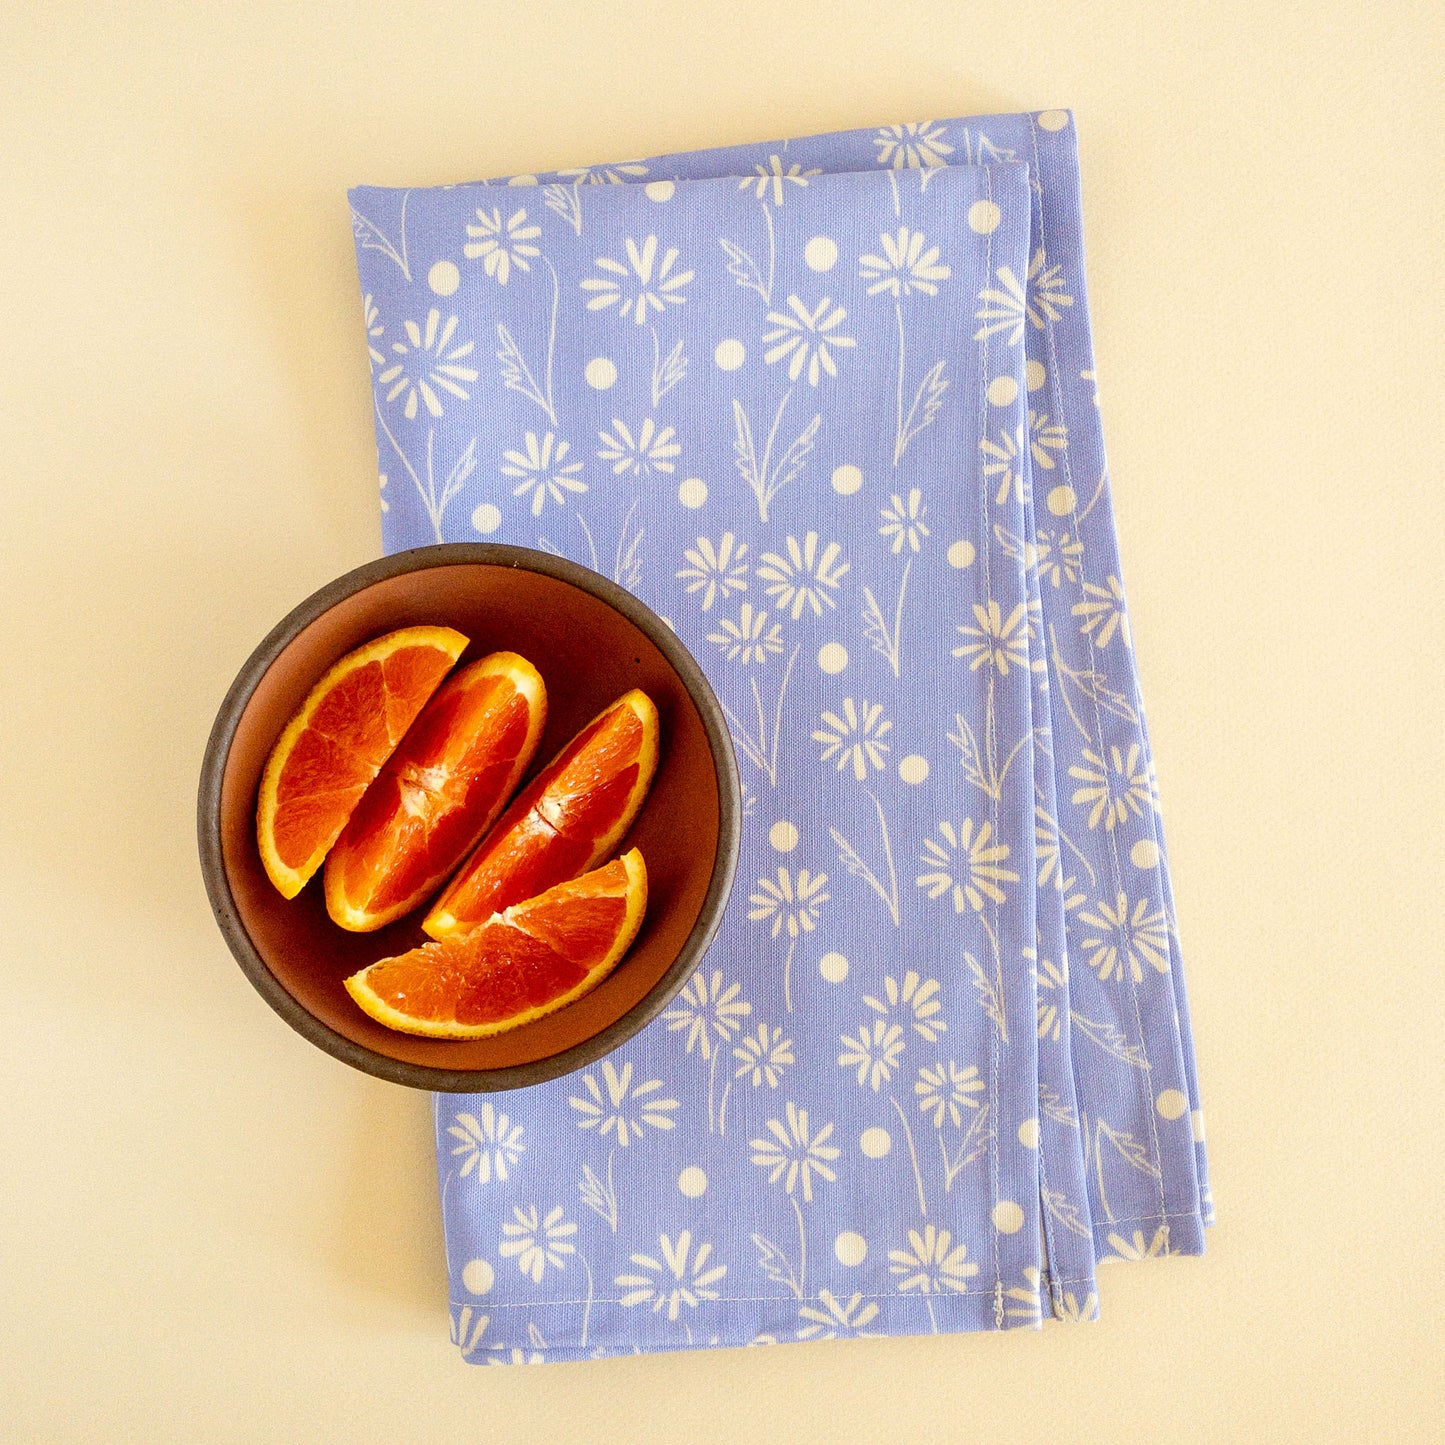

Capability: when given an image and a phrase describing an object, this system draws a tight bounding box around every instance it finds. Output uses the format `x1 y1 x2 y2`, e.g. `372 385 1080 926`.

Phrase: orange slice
345 849 648 1038
256 626 468 899
422 689 659 939
323 652 548 932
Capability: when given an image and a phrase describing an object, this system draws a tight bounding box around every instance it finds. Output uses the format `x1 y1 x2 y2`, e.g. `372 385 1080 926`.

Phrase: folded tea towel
349 108 1207 1363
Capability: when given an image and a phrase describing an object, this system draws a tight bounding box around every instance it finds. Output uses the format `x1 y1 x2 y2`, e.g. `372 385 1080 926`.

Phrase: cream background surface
2 3 1442 1440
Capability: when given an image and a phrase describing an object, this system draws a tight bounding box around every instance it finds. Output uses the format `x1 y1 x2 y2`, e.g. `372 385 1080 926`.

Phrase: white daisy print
762 295 856 385
980 424 1028 506
838 1018 906 1091
498 1205 577 1284
557 161 649 184
739 155 821 204
756 533 850 618
796 1291 881 1340
874 121 954 170
499 431 586 516
1034 528 1084 588
581 235 693 324
750 1101 840 1201
914 1061 985 1127
1034 953 1069 1042
616 1231 727 1321
1068 743 1159 830
1028 409 1068 469
1102 1225 1173 1262
748 867 830 939
952 599 1040 675
447 1102 524 1184
865 970 946 1042
858 227 952 298
363 293 384 367
378 309 479 420
889 1224 980 1293
879 489 930 553
707 602 784 665
597 417 682 477
660 969 752 1061
973 247 1076 345
463 207 542 284
676 532 748 611
732 1023 794 1088
812 697 892 781
1072 575 1131 648
1077 892 1171 983
917 818 1020 914
567 1059 679 1146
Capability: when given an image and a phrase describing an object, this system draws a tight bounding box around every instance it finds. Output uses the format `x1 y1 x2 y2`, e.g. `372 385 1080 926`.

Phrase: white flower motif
762 295 856 386
739 154 821 204
447 1102 524 1184
581 235 694 324
974 247 1076 345
707 602 783 665
568 1059 679 1145
879 489 930 553
917 818 1021 914
616 1231 727 1321
914 1061 984 1127
660 969 751 1061
597 417 682 477
952 599 1041 675
1072 575 1131 648
980 424 1028 506
1056 1288 1101 1321
485 1322 547 1365
796 1291 881 1340
1068 744 1159 831
363 293 384 367
1101 1224 1173 1262
874 121 954 169
889 1224 979 1294
557 161 649 184
732 1023 794 1087
1033 808 1086 912
1004 1267 1044 1325
865 970 946 1042
463 206 542 283
748 867 829 939
377 309 479 420
838 1018 905 1091
677 532 748 611
498 1205 576 1284
998 525 1083 588
858 227 951 299
1028 409 1068 469
1077 892 1171 983
750 1101 840 1200
812 697 891 781
450 1305 489 1356
1033 952 1069 1042
756 533 850 619
499 431 586 516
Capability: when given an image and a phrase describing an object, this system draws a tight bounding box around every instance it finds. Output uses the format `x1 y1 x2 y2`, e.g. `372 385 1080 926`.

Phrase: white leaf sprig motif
447 1102 524 1184
567 1059 678 1145
889 1224 980 1293
739 155 821 204
498 1205 576 1285
463 207 541 284
917 818 1020 914
762 296 856 386
581 235 693 324
812 698 892 782
859 228 951 299
499 431 586 516
750 1101 840 1200
378 309 478 420
616 1232 727 1321
676 532 749 612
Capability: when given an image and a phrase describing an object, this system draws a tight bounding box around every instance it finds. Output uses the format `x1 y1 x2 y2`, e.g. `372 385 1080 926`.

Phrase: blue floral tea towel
348 108 1207 1362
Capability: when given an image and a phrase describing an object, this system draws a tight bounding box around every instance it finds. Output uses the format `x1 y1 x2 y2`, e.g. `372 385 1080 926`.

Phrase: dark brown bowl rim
197 543 740 1093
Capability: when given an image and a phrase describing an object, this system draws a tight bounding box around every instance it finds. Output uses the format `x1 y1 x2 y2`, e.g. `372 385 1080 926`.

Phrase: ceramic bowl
198 544 739 1091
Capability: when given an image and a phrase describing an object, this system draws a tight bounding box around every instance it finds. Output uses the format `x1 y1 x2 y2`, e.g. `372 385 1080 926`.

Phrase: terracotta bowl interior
216 559 723 1078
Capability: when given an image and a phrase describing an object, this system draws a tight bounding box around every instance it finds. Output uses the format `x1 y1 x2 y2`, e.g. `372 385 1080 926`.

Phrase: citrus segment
256 626 467 898
422 689 659 939
345 849 648 1038
323 653 547 931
